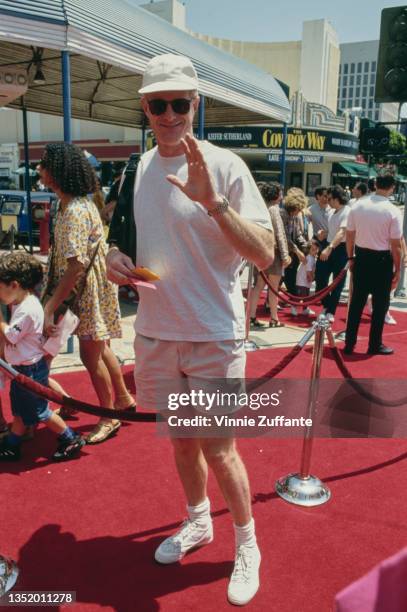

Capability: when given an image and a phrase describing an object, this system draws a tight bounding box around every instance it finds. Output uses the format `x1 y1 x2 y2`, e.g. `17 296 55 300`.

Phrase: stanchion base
0 555 19 597
275 473 331 507
244 339 259 352
335 330 346 341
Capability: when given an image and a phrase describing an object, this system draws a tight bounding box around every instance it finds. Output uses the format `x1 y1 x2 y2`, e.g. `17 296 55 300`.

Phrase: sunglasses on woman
147 98 193 116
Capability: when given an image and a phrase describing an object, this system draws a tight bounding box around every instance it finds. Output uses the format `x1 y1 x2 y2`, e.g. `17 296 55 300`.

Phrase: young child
293 240 319 317
0 252 84 461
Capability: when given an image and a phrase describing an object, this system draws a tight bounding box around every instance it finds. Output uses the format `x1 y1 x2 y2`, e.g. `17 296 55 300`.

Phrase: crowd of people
0 52 405 606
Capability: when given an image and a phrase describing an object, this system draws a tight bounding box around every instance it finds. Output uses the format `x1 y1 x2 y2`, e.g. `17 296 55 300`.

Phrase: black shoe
343 345 354 355
53 434 85 462
250 317 265 329
0 440 21 461
367 345 394 355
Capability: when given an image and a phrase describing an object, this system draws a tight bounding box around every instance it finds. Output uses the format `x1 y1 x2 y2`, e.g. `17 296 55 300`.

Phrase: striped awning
0 0 291 127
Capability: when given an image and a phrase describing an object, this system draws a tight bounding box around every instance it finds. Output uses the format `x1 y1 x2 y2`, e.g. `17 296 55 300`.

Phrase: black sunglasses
147 98 193 116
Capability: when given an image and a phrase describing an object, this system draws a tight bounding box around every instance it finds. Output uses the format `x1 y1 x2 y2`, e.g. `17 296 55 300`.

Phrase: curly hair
39 143 97 196
258 181 282 204
327 184 348 206
0 252 43 290
284 187 308 213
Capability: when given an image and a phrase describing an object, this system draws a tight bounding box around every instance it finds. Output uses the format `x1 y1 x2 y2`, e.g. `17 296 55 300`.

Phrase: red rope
247 344 304 392
13 373 156 422
260 266 347 306
329 346 407 408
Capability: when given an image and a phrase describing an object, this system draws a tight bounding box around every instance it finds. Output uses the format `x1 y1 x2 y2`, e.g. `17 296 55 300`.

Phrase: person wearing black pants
345 174 402 355
319 186 350 322
308 186 332 295
346 248 393 353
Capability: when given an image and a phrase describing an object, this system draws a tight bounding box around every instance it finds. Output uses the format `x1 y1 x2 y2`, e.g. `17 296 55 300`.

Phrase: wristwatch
207 196 229 217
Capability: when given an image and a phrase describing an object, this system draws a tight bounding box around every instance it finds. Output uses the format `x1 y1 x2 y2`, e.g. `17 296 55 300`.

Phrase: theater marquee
201 127 359 156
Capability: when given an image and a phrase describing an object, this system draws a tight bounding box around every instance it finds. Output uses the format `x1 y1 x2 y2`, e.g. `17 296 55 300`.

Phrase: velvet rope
329 346 407 408
11 372 157 422
260 266 347 307
246 344 304 392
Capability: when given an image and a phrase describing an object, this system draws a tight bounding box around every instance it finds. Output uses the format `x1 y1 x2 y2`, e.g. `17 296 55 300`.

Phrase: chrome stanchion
244 262 259 352
275 313 331 506
0 555 19 597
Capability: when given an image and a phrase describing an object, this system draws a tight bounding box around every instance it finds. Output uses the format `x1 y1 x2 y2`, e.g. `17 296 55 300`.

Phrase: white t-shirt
347 194 402 250
4 294 45 365
327 206 350 243
133 142 272 341
296 255 316 288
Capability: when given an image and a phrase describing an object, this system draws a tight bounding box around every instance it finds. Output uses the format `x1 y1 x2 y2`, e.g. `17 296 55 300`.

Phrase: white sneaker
290 306 298 316
385 313 397 325
302 307 315 316
227 544 261 606
326 313 335 323
154 519 213 564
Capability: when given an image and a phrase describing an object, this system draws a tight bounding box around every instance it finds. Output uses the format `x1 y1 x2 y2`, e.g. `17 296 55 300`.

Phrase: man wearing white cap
107 53 274 606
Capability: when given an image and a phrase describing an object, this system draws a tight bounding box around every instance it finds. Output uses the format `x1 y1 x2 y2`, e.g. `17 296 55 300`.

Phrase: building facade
337 41 399 124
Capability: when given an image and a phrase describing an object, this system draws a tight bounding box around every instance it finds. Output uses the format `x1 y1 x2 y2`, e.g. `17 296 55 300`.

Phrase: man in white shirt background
344 174 402 355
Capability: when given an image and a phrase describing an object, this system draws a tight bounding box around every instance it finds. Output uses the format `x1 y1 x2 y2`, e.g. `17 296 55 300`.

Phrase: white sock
187 497 211 526
234 518 257 549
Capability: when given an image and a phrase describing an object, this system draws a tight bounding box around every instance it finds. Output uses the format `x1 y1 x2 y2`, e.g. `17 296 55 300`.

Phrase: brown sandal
86 420 121 444
269 318 285 328
54 405 78 420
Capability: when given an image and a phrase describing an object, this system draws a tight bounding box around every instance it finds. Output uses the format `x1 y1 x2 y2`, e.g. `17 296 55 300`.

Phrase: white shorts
134 334 246 411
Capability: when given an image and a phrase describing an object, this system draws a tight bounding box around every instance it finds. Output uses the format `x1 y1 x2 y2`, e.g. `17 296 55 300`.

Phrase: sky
131 0 404 44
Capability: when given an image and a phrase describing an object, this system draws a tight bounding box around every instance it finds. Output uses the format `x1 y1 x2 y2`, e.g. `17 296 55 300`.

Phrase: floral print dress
46 196 122 340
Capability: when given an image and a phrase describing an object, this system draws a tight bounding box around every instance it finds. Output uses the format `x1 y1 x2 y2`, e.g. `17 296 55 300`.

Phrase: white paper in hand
43 309 79 357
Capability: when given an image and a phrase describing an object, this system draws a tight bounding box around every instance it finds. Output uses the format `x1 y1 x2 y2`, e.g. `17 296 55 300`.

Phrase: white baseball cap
139 53 199 94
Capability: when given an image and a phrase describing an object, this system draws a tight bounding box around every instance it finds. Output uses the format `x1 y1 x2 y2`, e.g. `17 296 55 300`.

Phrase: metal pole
0 554 19 597
198 94 205 140
22 105 33 253
275 313 331 506
61 50 72 143
244 262 259 352
141 119 146 154
280 122 288 189
61 50 74 354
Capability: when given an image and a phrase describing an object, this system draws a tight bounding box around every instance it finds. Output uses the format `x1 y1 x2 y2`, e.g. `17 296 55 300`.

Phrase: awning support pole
61 50 74 354
198 95 205 140
22 104 33 253
280 122 288 189
62 50 72 143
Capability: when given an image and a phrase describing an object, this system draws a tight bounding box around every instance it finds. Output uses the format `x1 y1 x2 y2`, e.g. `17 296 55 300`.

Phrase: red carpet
0 313 406 611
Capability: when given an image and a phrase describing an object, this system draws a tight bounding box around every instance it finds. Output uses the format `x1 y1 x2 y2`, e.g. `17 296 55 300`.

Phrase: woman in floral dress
38 143 135 443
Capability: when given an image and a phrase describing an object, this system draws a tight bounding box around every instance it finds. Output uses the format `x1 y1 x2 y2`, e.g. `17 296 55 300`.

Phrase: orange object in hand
133 267 160 281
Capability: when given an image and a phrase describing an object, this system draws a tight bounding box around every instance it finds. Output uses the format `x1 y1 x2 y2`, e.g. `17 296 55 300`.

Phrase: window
349 87 354 97
344 63 349 74
351 63 355 73
357 75 361 85
350 75 354 86
343 76 348 86
369 100 373 109
370 86 374 96
375 110 379 121
342 88 347 98
363 74 368 85
372 61 376 71
357 62 362 72
362 86 367 98
356 87 360 97
370 73 375 84
364 61 369 71
362 99 367 108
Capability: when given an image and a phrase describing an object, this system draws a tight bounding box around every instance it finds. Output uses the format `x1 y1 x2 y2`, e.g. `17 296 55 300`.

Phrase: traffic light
360 126 390 154
375 6 407 103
